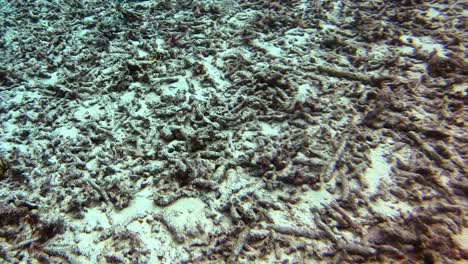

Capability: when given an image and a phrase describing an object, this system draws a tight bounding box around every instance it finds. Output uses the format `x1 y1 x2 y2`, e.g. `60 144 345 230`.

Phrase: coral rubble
0 0 466 263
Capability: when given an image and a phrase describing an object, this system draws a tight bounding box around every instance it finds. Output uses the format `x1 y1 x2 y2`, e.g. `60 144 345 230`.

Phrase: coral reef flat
0 0 467 263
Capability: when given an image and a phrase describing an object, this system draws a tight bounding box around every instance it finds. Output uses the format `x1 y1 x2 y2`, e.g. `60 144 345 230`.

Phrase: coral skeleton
0 0 466 263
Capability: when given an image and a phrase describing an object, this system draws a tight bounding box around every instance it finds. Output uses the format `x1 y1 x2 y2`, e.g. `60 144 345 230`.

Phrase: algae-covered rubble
0 0 466 263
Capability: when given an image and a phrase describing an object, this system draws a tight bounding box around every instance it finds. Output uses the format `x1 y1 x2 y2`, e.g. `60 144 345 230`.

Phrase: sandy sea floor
0 0 467 263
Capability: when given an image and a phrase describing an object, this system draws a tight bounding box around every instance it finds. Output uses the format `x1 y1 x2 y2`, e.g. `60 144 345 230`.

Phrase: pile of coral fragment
0 0 466 263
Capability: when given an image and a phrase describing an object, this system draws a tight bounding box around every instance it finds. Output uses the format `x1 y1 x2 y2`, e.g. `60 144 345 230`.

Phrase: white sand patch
268 210 291 226
364 143 414 217
297 83 318 101
259 122 281 137
220 47 253 62
201 56 231 88
452 83 467 95
399 34 447 57
453 227 468 252
109 187 155 226
302 188 333 209
162 197 213 240
52 125 79 140
125 220 177 263
9 89 32 104
371 199 412 218
160 78 187 96
268 187 333 228
67 186 206 263
74 103 105 121
119 90 135 104
63 207 112 263
78 207 111 231
85 157 99 172
397 45 415 55
426 8 441 19
297 190 333 226
364 146 392 194
37 71 59 86
73 233 104 261
368 44 392 63
1 119 17 135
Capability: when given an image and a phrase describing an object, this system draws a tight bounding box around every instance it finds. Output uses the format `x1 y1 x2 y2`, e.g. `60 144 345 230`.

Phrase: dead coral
427 50 466 77
0 156 6 180
369 205 467 263
0 0 466 263
0 205 28 226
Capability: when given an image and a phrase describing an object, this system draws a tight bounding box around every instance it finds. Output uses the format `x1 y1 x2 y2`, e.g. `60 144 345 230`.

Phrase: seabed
0 1 466 263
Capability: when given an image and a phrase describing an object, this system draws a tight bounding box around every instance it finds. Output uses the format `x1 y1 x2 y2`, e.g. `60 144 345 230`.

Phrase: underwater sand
0 0 467 263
